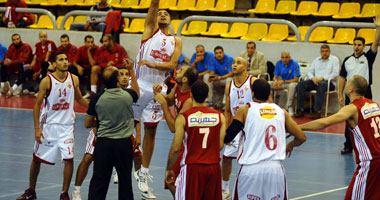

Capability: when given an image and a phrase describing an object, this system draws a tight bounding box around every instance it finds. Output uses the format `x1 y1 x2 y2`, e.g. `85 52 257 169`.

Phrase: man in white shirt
295 44 339 119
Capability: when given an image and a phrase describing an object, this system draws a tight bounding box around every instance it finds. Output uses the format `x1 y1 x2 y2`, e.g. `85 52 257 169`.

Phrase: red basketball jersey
181 107 222 165
174 85 191 113
349 98 380 163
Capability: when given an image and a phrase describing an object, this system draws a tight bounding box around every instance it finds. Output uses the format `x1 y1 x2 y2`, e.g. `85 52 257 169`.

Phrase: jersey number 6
265 125 278 151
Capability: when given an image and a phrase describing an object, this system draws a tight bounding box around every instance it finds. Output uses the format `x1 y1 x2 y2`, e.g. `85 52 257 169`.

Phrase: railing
304 21 376 42
176 16 302 41
0 7 57 29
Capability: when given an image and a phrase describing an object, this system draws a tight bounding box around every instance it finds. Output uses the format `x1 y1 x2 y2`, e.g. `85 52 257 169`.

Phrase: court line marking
290 186 348 200
0 184 61 198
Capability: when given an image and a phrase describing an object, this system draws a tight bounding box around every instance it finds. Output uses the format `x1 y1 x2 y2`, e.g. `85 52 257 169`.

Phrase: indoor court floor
0 96 356 200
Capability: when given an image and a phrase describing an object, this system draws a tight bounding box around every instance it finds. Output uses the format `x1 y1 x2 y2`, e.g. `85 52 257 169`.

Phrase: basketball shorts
85 129 141 157
233 161 287 200
223 132 241 159
345 159 380 200
133 82 167 125
175 164 222 200
33 124 74 165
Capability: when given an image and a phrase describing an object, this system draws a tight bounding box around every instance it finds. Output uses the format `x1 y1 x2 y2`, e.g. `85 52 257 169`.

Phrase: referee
339 15 380 154
86 59 139 200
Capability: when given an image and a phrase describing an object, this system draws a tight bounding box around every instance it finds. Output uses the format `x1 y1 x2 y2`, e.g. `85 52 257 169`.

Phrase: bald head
39 31 48 44
281 51 291 66
103 66 119 88
348 75 368 96
232 57 248 75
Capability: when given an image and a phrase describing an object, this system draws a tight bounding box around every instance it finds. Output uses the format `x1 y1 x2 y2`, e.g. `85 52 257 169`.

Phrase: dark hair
351 75 368 96
252 79 271 101
353 37 366 45
60 34 69 40
103 69 119 88
84 35 94 41
247 41 256 48
103 34 114 41
183 67 198 86
214 46 224 52
196 44 204 49
320 44 330 49
191 80 209 103
118 66 128 70
12 33 20 39
52 51 67 62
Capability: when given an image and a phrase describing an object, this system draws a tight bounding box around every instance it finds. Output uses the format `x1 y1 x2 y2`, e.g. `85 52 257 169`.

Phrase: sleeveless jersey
229 75 254 116
134 28 176 86
349 98 380 163
40 73 75 125
174 86 191 114
238 102 286 165
182 107 222 165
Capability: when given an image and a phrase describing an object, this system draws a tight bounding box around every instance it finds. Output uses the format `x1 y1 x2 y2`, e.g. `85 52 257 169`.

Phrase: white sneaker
141 187 157 199
14 86 22 96
288 106 294 117
133 170 139 181
71 190 82 200
137 170 153 193
222 190 231 200
4 81 12 96
113 170 119 184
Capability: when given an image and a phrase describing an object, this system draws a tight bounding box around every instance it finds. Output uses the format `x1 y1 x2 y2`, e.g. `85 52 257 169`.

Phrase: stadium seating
312 2 339 17
308 27 333 42
73 15 88 23
169 0 195 11
108 0 121 7
327 28 356 44
261 24 288 41
27 14 38 27
287 26 309 41
208 0 235 12
159 0 177 9
123 18 129 32
124 18 145 33
40 0 65 6
349 29 376 45
240 23 268 40
355 3 380 18
188 0 215 11
290 1 318 16
59 0 84 6
112 0 138 8
131 0 151 9
220 23 249 38
269 0 296 15
78 0 98 6
29 15 54 29
248 0 276 14
57 16 74 30
200 22 229 36
171 19 187 34
332 2 360 19
182 21 207 35
25 0 47 6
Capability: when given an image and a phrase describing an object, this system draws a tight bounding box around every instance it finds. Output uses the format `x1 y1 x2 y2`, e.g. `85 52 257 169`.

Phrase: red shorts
164 146 183 189
131 135 142 157
175 164 222 200
345 159 380 200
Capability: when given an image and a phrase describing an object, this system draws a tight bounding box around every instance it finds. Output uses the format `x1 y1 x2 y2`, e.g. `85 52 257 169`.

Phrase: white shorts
233 161 287 200
85 129 96 155
133 82 166 125
33 124 74 164
223 132 241 159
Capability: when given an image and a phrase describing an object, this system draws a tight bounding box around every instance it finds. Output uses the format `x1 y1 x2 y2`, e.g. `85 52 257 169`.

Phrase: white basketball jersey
237 102 286 165
229 75 254 116
134 28 176 86
40 73 75 125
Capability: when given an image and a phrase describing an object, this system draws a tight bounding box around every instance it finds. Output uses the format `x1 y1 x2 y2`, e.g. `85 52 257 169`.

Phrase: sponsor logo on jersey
361 103 380 120
244 85 250 91
67 82 72 89
188 111 219 127
259 106 277 119
151 104 161 111
247 194 261 200
52 102 70 111
150 50 170 62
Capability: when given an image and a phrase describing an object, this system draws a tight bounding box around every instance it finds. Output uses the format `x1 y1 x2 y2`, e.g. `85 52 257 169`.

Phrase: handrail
176 16 301 41
0 7 57 29
61 10 175 34
304 21 376 42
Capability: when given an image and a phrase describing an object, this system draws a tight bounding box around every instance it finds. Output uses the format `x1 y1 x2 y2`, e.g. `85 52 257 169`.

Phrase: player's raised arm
125 58 140 98
224 79 232 125
371 14 380 53
283 109 306 157
142 0 159 40
33 77 50 144
219 114 227 150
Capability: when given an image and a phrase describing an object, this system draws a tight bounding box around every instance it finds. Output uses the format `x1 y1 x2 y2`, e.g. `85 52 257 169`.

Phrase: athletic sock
222 180 229 191
74 186 81 191
1 82 4 88
141 166 149 174
12 84 18 91
91 85 97 93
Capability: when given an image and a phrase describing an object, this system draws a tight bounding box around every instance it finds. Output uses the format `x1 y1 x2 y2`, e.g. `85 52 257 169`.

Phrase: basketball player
301 75 380 200
71 61 142 200
17 52 88 200
133 0 182 197
166 80 226 200
153 65 198 196
221 57 256 199
225 79 306 200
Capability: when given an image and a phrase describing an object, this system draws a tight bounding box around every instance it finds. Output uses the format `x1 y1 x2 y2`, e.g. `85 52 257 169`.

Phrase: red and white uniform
34 73 75 164
234 102 287 200
133 28 176 125
31 40 56 72
345 98 380 200
223 75 254 159
176 107 222 200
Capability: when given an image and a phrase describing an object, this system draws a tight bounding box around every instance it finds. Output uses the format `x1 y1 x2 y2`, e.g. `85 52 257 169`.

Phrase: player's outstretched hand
165 170 175 184
35 128 44 144
154 93 166 105
133 135 141 150
138 60 154 68
374 14 380 27
286 143 293 158
152 83 162 94
123 58 134 70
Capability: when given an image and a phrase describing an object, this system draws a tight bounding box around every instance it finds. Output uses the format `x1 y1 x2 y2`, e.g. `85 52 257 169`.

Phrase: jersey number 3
370 116 380 138
265 125 278 150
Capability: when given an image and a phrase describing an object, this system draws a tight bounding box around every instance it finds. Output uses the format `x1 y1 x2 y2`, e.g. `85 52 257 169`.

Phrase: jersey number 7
199 128 210 149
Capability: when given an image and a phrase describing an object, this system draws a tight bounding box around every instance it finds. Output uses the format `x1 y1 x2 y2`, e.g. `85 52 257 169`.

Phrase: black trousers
344 85 372 149
88 137 134 200
68 65 91 92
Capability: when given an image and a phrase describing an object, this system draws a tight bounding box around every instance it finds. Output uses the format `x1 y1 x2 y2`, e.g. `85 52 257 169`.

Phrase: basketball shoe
16 189 37 200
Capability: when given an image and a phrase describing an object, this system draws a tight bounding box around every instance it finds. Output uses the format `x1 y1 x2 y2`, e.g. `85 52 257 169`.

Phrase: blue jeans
70 22 106 32
296 79 335 112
